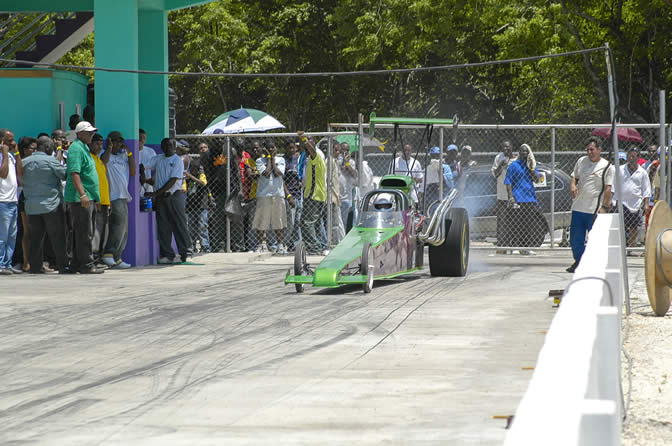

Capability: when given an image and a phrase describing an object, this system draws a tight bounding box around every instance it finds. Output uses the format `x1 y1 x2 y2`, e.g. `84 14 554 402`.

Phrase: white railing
503 213 623 445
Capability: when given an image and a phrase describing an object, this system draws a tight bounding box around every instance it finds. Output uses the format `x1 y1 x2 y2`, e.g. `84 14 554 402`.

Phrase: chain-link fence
176 131 359 254
174 123 669 255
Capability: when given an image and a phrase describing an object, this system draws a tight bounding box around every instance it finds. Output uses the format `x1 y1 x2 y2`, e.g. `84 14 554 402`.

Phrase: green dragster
285 175 469 293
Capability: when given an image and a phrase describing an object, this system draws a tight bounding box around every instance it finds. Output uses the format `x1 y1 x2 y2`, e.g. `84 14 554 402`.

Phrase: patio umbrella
318 134 386 153
591 126 643 143
202 108 285 135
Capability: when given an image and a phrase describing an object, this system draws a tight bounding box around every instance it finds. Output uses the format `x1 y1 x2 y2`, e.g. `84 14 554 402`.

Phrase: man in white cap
64 121 104 274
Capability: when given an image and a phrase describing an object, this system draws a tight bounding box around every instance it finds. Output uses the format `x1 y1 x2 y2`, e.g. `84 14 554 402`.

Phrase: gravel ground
622 261 672 446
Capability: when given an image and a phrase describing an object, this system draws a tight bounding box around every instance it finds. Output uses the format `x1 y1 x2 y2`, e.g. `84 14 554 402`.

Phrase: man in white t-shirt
567 136 615 272
147 138 191 264
102 131 135 269
390 144 423 203
0 128 22 274
491 139 513 252
138 129 157 196
337 143 358 232
254 143 287 253
613 147 650 249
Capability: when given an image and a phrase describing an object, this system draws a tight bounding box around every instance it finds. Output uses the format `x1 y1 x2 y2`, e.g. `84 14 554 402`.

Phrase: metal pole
550 127 556 248
605 42 630 315
326 132 333 248
439 127 444 200
357 113 364 212
660 90 667 203
226 137 231 253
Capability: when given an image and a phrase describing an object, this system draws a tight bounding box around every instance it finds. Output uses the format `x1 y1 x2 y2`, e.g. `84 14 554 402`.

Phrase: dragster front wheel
361 242 374 293
294 241 307 293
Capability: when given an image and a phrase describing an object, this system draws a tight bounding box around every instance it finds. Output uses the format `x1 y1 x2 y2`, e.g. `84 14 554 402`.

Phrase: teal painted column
94 0 146 265
136 9 169 265
94 0 139 138
139 10 168 143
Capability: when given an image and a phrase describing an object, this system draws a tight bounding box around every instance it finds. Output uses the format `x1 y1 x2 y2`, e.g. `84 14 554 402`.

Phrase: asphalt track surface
0 251 568 445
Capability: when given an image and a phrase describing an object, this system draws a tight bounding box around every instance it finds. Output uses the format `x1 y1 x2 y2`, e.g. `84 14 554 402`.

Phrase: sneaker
9 266 23 274
102 255 117 267
158 257 173 264
276 244 288 255
511 250 520 255
254 246 264 254
566 261 578 273
0 268 11 275
116 261 131 269
321 249 330 256
79 266 105 274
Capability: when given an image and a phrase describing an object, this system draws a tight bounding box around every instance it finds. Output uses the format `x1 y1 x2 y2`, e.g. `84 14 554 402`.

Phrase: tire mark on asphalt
0 265 494 439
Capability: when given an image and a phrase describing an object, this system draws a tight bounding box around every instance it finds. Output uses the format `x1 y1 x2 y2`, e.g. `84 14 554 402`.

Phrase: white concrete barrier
503 214 623 446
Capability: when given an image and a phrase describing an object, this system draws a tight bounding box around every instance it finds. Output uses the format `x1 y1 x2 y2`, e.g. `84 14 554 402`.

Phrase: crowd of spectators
196 132 377 255
0 113 189 274
0 120 661 275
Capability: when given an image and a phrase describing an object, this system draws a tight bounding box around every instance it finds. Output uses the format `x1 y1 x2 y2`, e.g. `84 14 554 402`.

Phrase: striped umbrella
202 108 285 135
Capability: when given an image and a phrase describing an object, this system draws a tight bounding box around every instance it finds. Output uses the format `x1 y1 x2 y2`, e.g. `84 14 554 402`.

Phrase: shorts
253 196 287 230
623 207 642 230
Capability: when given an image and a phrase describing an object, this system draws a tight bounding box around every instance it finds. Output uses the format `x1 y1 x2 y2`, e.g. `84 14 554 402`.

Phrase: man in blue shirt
21 136 68 273
504 144 541 255
145 138 191 264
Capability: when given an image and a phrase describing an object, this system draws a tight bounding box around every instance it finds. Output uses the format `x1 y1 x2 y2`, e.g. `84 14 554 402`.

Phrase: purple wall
121 139 159 266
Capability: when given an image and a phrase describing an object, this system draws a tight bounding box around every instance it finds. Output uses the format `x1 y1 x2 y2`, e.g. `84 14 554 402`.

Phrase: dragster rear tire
429 208 469 277
362 242 374 293
294 241 306 293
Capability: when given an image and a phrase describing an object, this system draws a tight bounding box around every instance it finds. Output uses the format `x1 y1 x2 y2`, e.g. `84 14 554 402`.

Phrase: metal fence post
357 114 364 214
605 42 630 315
326 131 333 248
550 127 556 249
661 90 667 203
226 136 231 253
439 127 444 201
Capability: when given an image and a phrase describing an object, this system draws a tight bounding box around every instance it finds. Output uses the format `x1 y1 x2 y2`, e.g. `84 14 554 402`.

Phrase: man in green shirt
65 121 104 274
297 131 327 255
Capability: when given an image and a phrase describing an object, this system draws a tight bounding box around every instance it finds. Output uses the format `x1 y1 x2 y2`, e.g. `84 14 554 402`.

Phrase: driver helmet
374 194 394 211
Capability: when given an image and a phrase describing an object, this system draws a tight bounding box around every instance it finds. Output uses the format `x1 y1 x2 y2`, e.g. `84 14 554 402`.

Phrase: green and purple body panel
285 209 422 288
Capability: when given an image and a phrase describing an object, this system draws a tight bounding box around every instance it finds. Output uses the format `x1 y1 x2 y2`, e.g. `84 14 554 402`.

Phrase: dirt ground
622 263 672 446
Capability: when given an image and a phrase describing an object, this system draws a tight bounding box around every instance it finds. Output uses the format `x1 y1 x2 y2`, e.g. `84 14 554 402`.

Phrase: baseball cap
446 144 458 152
74 121 97 133
429 146 440 154
627 146 639 153
618 152 626 160
462 145 472 152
